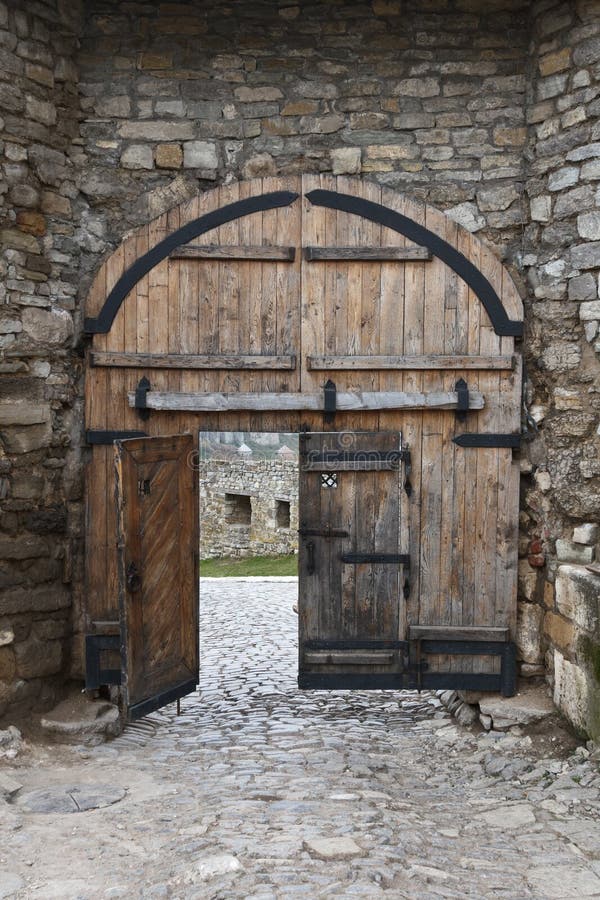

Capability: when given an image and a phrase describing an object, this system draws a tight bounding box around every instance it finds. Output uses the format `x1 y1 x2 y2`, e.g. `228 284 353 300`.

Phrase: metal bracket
455 378 469 422
340 552 410 565
323 378 336 424
403 445 412 496
134 376 151 421
453 433 521 449
85 634 121 690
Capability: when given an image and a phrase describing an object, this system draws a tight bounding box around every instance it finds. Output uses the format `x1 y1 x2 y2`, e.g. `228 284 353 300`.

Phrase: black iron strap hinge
323 378 336 424
455 378 469 421
134 376 151 421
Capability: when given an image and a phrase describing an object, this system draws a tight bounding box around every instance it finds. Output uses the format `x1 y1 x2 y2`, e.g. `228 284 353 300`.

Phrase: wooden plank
91 352 297 370
307 354 515 371
305 245 431 261
304 651 395 665
128 389 486 412
409 626 509 641
115 435 198 718
170 244 295 261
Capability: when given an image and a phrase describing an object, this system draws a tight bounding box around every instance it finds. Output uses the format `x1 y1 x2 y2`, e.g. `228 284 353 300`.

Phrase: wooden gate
83 175 523 709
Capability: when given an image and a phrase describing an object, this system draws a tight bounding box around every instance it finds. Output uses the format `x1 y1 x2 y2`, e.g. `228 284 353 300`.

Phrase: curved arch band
306 189 523 338
84 190 299 334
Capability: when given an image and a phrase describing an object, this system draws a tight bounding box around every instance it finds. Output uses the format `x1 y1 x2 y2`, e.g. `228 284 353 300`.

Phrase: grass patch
200 554 297 577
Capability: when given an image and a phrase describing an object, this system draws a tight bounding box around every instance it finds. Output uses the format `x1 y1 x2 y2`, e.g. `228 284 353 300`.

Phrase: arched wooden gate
83 176 523 720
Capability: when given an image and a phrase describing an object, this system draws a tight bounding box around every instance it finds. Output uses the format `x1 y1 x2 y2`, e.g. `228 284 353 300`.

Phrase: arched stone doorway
83 176 524 720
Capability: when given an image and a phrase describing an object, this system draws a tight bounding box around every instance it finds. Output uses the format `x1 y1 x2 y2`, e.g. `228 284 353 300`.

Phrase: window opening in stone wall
276 500 291 529
225 492 252 525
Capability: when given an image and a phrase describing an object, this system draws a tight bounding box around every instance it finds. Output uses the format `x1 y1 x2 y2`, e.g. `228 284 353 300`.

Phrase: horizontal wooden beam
305 246 431 261
91 352 297 371
307 354 515 371
304 651 395 665
127 389 485 413
169 244 295 261
409 626 510 642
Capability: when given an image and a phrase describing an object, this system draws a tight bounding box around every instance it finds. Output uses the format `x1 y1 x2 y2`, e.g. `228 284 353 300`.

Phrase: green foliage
200 554 297 577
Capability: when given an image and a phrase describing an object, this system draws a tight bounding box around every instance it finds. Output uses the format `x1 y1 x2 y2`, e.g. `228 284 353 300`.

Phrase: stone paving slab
1 580 600 898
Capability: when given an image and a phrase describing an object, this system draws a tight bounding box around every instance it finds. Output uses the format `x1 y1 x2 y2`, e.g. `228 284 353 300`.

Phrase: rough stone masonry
0 0 599 737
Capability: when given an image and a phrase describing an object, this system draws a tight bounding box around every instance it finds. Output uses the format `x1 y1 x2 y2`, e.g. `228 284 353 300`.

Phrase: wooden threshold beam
127 389 485 413
305 246 431 261
307 354 515 371
91 352 297 371
169 244 295 261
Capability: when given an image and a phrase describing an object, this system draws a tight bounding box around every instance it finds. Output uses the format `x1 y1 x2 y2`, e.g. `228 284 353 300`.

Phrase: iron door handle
126 561 142 593
306 541 315 575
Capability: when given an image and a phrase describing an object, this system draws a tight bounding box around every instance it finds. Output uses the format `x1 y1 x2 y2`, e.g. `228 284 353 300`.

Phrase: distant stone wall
0 0 83 719
199 459 298 558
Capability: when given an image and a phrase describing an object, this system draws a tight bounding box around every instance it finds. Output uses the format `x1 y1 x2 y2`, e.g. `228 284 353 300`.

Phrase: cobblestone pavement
2 578 600 899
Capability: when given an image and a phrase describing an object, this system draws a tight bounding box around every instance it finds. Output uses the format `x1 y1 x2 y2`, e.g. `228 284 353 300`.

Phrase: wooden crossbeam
305 246 431 261
91 352 297 370
169 244 295 261
307 354 515 371
127 389 485 413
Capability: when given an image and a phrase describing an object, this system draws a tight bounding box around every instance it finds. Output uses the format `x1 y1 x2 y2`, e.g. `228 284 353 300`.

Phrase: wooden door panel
298 431 405 688
115 434 198 720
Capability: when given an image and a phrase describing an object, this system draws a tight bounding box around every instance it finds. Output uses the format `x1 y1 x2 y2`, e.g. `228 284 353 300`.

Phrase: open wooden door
114 434 199 721
298 431 408 689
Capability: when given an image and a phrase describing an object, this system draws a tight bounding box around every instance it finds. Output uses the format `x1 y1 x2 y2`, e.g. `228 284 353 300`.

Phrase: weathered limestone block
573 524 599 545
0 586 71 617
541 341 582 371
119 121 194 141
544 611 575 653
553 649 591 735
331 147 361 175
155 143 183 169
568 273 596 300
0 402 50 426
14 637 62 679
120 144 154 170
556 539 595 564
21 307 73 345
0 423 52 453
571 241 600 269
446 202 485 232
577 211 600 240
580 300 600 320
518 558 540 601
517 602 543 663
183 140 218 169
556 565 600 633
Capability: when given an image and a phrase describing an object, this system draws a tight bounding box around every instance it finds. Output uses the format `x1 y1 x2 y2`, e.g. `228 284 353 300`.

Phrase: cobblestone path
2 578 600 899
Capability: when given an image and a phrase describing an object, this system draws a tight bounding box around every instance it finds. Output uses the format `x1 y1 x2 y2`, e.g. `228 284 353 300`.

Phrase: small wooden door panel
115 434 198 720
298 431 406 688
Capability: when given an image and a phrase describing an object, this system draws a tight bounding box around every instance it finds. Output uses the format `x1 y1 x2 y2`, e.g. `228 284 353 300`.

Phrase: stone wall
199 458 298 559
0 0 599 738
0 0 83 719
516 0 600 734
